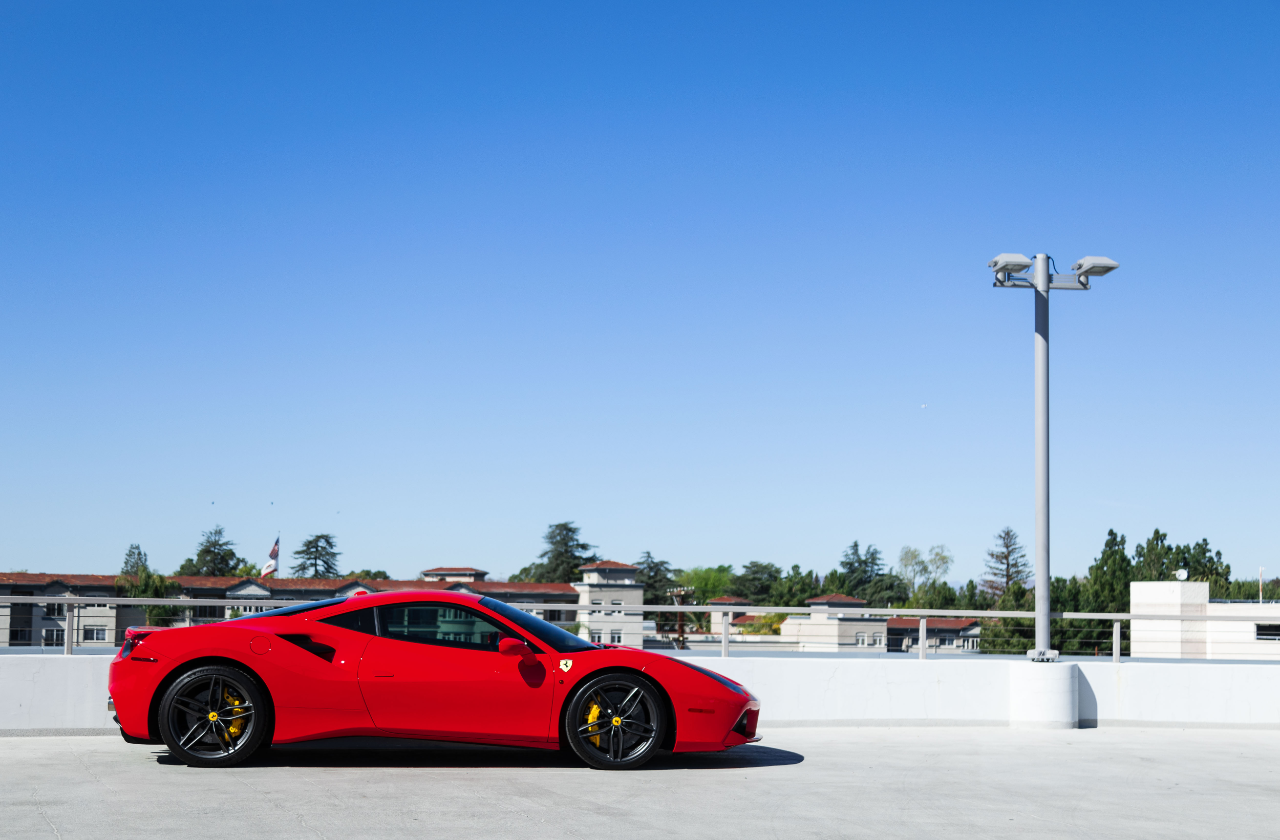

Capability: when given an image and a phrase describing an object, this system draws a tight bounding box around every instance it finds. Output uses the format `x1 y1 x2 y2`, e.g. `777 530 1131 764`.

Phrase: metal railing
3 595 1279 660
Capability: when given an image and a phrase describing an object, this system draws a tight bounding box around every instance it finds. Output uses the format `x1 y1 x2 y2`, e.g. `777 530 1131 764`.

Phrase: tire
158 665 269 768
564 673 666 770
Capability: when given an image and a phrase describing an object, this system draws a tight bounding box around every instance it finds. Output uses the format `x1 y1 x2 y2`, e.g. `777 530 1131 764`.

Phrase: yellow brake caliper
585 702 602 747
224 690 244 740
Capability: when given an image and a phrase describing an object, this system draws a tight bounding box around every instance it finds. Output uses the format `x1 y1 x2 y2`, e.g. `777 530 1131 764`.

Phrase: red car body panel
108 591 760 753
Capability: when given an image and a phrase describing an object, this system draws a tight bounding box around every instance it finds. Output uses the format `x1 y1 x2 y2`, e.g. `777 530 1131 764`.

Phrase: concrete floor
2 727 1274 839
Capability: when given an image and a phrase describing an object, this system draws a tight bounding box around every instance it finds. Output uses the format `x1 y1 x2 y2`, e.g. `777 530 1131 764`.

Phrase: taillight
120 626 159 659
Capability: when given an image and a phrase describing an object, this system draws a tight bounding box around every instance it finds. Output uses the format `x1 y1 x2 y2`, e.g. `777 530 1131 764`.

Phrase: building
1131 581 1280 660
573 561 644 647
0 574 135 648
418 567 488 582
778 594 888 651
886 617 981 653
706 595 755 630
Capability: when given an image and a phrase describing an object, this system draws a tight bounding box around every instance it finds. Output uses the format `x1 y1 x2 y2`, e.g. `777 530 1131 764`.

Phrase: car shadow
153 738 803 770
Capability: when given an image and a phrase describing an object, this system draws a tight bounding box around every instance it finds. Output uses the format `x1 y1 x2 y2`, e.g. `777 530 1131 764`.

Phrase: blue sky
1 3 1277 585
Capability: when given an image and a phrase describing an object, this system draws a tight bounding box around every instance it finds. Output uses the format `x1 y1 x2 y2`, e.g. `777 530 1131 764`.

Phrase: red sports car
109 590 760 770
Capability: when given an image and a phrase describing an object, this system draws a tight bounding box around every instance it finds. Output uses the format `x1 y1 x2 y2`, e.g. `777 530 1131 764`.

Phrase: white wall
0 655 114 731
7 653 1280 733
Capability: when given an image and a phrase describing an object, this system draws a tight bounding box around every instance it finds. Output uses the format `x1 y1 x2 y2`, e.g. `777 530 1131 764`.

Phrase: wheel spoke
180 719 213 750
213 719 233 753
609 726 621 761
222 706 254 720
618 688 641 717
621 721 654 736
577 720 608 735
171 696 206 716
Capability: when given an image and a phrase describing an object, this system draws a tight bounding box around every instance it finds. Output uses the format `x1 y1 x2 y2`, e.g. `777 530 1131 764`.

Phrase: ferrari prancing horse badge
559 659 573 672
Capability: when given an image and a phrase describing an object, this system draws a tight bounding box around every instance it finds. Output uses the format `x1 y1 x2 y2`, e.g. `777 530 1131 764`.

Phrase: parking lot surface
3 726 1275 839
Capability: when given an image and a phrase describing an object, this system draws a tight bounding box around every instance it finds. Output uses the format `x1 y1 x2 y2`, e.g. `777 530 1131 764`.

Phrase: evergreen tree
838 542 884 592
833 541 910 605
174 526 243 577
957 580 996 611
511 522 600 583
768 564 821 606
727 561 783 603
978 580 1035 654
634 551 676 604
908 579 959 609
981 527 1030 597
291 534 342 578
1084 530 1132 613
120 544 149 577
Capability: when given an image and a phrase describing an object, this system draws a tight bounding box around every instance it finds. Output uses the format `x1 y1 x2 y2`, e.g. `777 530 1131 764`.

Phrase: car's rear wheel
565 673 666 770
158 665 268 767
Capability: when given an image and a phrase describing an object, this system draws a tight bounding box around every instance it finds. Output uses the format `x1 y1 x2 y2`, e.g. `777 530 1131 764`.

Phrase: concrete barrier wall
5 654 1280 732
0 655 114 732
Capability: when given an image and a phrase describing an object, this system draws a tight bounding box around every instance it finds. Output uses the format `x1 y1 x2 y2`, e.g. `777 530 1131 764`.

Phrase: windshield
227 597 347 621
479 597 599 654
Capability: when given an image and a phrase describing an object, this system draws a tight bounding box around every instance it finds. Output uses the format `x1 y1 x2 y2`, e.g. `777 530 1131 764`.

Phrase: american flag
261 538 280 579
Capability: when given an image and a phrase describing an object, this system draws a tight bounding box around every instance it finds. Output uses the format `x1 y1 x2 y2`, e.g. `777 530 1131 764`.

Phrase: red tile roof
806 593 868 605
366 580 457 591
708 595 752 605
420 567 487 574
731 614 763 625
578 560 637 570
467 581 579 595
0 573 119 587
887 617 979 629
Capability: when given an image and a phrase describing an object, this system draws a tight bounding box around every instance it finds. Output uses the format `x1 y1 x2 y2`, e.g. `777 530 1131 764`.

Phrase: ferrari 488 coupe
109 591 760 770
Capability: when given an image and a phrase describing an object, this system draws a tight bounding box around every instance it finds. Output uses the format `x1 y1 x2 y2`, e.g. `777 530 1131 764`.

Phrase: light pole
988 252 1119 661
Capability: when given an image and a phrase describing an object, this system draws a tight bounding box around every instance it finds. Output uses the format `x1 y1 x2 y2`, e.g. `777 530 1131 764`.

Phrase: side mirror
499 636 532 657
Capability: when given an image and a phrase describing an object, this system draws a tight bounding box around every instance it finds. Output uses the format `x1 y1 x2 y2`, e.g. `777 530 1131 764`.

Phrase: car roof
332 589 486 609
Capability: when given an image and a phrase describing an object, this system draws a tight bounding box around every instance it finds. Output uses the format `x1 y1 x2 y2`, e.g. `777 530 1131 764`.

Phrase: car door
357 601 555 743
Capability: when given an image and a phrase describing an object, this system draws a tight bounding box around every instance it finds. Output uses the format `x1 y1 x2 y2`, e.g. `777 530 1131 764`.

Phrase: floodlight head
988 253 1033 274
1071 256 1119 277
1174 569 1189 581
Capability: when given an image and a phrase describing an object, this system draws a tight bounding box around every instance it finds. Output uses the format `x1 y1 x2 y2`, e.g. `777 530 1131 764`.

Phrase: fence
4 595 1280 661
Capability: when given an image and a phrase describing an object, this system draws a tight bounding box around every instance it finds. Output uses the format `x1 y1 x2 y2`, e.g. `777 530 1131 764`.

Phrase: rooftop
805 593 868 605
578 560 638 571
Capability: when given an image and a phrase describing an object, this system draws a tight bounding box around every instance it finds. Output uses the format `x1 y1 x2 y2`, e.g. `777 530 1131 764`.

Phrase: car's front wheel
565 673 666 770
157 665 268 767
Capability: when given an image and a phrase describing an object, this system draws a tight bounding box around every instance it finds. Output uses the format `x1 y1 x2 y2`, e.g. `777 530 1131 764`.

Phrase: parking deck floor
2 726 1274 839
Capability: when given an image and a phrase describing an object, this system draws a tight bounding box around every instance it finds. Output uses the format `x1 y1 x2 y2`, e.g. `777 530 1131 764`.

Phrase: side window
377 603 509 652
321 607 378 635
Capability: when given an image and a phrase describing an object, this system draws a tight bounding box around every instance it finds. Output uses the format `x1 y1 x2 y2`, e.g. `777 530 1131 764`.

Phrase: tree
925 545 953 581
769 565 821 607
727 561 783 604
635 552 676 605
174 526 244 577
908 579 958 609
897 546 926 594
115 567 180 626
291 534 342 578
232 560 262 578
839 542 884 592
676 565 735 628
120 544 149 577
828 541 909 606
510 522 600 583
1083 530 1132 613
982 527 1030 597
348 569 390 580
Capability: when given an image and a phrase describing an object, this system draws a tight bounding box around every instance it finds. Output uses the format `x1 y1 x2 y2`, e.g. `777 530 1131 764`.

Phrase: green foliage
897 546 925 593
820 541 910 606
120 544 149 577
898 544 954 595
769 564 821 606
908 579 958 609
1221 578 1280 601
291 534 342 578
957 580 997 611
347 569 390 580
635 552 676 605
511 522 600 583
982 527 1030 597
727 561 782 604
741 613 787 635
676 565 734 629
115 567 180 626
175 526 244 577
232 561 261 578
1133 529 1231 597
979 580 1035 654
227 607 243 619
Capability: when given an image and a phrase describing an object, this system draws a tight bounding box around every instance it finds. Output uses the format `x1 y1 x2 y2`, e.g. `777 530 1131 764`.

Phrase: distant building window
194 605 225 619
545 610 564 623
610 631 622 644
1257 625 1280 641
84 626 107 642
591 632 603 644
43 628 65 645
855 632 867 646
944 636 955 646
44 603 65 618
872 633 884 646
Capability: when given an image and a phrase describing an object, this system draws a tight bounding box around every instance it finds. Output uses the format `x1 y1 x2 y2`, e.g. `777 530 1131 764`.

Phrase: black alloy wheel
565 673 666 770
158 665 268 767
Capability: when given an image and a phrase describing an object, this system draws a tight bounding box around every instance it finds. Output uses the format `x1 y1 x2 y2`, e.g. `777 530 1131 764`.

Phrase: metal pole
1112 620 1121 663
721 611 729 658
1033 253 1051 655
63 605 74 655
918 617 927 660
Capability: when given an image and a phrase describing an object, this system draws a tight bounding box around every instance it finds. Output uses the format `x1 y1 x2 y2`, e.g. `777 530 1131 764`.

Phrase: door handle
372 674 394 678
